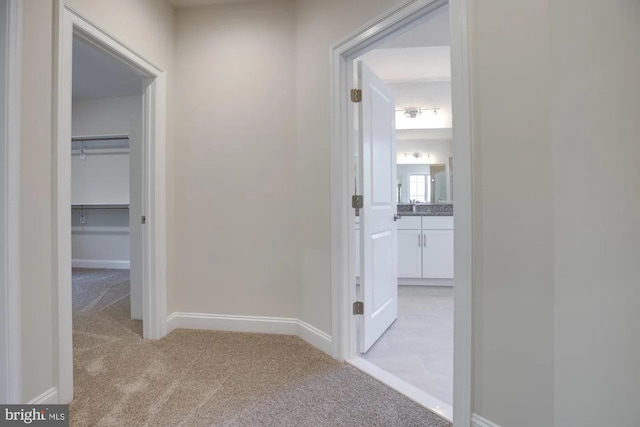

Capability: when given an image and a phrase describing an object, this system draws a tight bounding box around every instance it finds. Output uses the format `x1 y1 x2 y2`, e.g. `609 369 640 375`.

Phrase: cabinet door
355 227 360 278
422 229 454 279
398 230 422 278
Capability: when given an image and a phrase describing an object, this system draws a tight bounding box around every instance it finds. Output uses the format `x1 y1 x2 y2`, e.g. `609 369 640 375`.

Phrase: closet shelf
71 203 129 210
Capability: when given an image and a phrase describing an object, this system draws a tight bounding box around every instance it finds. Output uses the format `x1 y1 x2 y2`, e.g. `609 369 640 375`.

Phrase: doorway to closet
70 34 145 388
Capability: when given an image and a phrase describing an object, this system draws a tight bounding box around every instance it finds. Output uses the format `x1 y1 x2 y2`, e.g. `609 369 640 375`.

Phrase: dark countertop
356 204 453 217
397 204 453 216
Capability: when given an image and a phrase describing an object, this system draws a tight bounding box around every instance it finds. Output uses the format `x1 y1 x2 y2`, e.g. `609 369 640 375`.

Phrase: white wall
173 0 298 318
20 0 54 402
72 95 142 136
550 1 640 425
469 1 554 425
71 96 141 270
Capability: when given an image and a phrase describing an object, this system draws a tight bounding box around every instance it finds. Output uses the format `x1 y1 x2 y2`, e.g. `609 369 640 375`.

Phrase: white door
129 119 143 320
398 230 422 278
358 61 398 352
422 229 454 279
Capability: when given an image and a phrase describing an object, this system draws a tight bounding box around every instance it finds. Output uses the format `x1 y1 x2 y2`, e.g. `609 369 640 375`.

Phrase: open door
358 61 398 353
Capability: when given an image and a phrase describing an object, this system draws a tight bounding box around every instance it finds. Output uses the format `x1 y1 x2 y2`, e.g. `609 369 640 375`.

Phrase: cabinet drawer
397 216 422 230
421 216 453 230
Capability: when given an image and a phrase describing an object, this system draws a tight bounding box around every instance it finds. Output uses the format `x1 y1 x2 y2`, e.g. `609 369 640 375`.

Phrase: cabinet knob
393 214 402 221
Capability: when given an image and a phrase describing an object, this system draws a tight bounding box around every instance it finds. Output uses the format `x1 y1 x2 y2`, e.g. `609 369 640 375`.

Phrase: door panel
359 61 398 352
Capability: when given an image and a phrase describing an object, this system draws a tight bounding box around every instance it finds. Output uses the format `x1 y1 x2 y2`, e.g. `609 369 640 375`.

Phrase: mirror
396 135 453 204
397 163 451 203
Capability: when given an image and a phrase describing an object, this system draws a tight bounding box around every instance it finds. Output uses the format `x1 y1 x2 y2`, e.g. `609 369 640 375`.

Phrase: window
409 174 428 202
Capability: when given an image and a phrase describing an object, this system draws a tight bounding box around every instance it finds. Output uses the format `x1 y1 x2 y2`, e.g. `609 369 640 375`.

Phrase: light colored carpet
70 269 451 427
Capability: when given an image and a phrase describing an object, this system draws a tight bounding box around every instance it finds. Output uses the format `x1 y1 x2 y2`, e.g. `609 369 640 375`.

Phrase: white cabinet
422 229 454 278
358 215 454 281
398 216 454 280
398 230 422 278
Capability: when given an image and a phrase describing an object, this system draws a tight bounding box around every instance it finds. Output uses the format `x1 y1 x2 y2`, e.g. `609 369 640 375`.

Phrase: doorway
70 34 145 391
355 12 455 413
330 0 472 426
53 5 168 404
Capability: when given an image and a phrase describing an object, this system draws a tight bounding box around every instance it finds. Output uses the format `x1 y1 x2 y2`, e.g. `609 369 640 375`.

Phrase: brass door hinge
351 89 362 103
352 195 363 209
353 301 364 315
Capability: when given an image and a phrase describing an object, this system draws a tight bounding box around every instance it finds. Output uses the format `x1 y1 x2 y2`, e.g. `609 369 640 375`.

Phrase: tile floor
361 286 454 405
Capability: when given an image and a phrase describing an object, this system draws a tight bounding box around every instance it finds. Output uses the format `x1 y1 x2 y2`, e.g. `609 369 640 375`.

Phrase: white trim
349 357 452 422
167 313 333 355
329 1 473 426
27 387 59 405
53 1 168 404
167 312 298 335
297 320 333 355
449 0 473 425
0 0 22 404
472 414 502 427
71 259 130 270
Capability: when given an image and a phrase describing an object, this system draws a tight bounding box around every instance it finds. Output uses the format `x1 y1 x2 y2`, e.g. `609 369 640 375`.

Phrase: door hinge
351 89 362 103
141 215 146 224
352 195 363 209
353 301 364 315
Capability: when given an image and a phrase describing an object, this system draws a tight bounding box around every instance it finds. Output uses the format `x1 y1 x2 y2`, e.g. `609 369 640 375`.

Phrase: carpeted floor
70 268 451 427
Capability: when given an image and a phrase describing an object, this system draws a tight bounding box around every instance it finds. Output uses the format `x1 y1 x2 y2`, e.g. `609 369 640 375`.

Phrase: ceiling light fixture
397 106 440 118
403 107 422 119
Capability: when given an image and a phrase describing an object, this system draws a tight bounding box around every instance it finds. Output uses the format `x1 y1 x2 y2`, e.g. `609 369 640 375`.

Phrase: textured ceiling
168 0 265 8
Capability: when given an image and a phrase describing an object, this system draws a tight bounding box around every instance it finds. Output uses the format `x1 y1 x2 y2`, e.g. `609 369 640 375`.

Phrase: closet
71 135 131 271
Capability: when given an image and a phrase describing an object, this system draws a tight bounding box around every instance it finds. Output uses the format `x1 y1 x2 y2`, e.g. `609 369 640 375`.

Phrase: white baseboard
27 387 58 404
167 312 332 356
72 259 130 270
472 414 502 427
297 320 332 355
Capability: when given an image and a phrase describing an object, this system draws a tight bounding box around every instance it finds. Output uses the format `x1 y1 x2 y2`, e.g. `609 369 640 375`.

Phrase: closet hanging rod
71 134 129 142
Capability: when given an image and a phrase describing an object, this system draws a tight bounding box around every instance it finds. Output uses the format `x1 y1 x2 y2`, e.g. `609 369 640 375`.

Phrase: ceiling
359 46 451 83
169 0 265 8
73 37 143 100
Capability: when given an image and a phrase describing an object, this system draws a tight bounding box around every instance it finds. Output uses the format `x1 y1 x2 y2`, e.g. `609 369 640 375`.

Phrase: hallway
70 269 450 427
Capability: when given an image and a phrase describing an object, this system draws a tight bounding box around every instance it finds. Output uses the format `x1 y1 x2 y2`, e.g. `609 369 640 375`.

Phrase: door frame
329 0 473 426
53 2 168 403
0 0 22 404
